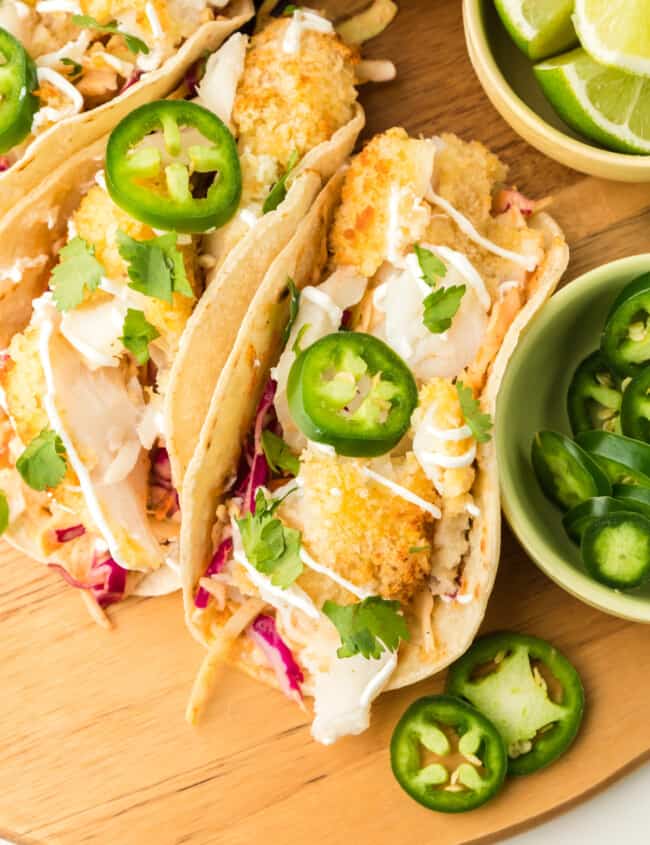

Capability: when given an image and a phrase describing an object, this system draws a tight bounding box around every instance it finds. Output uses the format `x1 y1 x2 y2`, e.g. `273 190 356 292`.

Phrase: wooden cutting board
2 3 650 843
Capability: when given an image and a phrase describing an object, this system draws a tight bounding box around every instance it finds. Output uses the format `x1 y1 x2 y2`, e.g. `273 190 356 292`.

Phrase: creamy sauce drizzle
361 466 441 519
427 190 538 272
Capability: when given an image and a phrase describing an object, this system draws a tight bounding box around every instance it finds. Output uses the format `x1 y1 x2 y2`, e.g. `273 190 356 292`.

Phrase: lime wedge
534 48 650 154
574 0 650 77
494 0 577 60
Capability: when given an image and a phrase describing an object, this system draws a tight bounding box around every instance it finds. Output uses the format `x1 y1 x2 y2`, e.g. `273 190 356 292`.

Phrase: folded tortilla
181 129 569 743
0 11 368 623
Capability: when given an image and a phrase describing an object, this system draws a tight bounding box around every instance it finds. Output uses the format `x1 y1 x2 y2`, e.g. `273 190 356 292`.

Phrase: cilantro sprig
292 323 310 355
261 430 300 477
423 284 466 334
0 491 9 536
414 243 446 287
117 231 194 303
120 309 160 365
263 150 299 214
60 57 82 80
237 489 302 588
282 278 300 347
16 429 67 491
456 380 493 443
72 14 149 55
50 237 104 312
413 244 465 334
323 596 410 660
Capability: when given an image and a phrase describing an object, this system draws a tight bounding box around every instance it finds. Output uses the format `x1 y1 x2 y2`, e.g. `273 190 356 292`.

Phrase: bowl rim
462 0 650 175
497 254 650 624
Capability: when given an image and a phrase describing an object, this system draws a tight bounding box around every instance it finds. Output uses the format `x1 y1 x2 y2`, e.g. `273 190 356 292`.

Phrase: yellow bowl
463 0 650 182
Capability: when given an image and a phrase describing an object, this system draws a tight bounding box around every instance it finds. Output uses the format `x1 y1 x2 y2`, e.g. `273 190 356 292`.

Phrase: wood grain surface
3 2 650 844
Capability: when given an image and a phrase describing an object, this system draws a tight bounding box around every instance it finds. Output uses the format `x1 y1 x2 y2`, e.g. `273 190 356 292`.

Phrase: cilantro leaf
261 430 300 477
0 491 8 536
456 380 492 443
60 57 82 79
282 278 300 348
414 244 446 287
120 309 160 365
283 4 300 15
237 489 302 588
263 150 299 214
117 231 193 303
16 429 67 491
72 14 149 55
322 596 410 660
292 323 310 355
50 237 104 312
423 284 465 334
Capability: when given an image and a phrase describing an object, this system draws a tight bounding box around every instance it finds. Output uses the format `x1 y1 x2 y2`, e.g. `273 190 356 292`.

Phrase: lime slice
494 0 577 60
534 48 650 154
574 0 650 77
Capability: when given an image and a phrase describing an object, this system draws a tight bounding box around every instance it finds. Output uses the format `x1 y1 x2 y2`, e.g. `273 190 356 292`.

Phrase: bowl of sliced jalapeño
534 274 650 593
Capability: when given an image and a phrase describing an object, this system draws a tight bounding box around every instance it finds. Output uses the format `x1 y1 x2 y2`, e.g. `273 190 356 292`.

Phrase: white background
505 761 649 843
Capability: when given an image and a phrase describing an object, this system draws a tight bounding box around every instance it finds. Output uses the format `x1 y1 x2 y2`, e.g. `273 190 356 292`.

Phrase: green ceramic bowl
463 0 650 181
497 255 650 623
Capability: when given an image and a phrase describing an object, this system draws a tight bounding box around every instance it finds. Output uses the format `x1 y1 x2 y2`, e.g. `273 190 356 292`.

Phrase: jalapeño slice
287 332 418 457
562 495 631 543
531 430 611 511
106 100 241 233
581 512 650 589
620 367 650 443
601 273 650 377
446 632 584 776
390 695 507 813
577 430 650 488
612 483 650 519
0 28 39 155
567 350 622 436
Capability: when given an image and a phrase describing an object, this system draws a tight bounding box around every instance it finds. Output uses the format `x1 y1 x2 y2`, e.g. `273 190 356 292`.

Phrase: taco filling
0 0 244 168
185 128 567 744
0 8 374 626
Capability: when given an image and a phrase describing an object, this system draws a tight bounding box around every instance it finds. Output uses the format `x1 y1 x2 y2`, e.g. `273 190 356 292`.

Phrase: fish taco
181 128 569 743
0 7 386 625
0 0 252 209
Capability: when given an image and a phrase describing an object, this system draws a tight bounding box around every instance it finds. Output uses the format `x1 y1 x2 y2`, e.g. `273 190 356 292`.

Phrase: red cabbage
234 379 277 514
48 553 127 608
55 524 86 543
149 446 180 517
119 69 142 93
493 187 537 217
194 536 233 609
247 613 304 703
151 446 173 490
184 54 208 97
0 157 10 173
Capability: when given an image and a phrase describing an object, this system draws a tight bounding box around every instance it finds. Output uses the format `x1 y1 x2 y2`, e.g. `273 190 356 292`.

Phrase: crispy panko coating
426 134 545 298
282 448 438 604
72 186 199 350
2 328 49 446
232 17 358 170
434 133 506 230
412 378 475 499
330 128 435 278
1 328 88 514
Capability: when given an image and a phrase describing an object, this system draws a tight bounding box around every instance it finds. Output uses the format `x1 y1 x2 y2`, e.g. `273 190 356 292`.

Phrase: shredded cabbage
247 613 304 703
